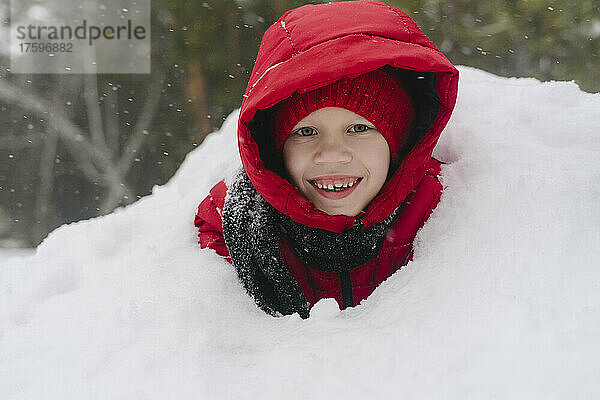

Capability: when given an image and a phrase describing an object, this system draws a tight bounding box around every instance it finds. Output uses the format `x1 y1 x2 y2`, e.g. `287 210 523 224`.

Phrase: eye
293 126 318 137
348 124 372 133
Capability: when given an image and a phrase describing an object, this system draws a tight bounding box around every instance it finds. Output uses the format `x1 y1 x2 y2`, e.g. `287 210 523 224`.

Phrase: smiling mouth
307 177 363 200
309 178 362 191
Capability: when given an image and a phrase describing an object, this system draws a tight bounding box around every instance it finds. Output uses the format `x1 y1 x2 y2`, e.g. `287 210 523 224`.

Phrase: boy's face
282 107 390 217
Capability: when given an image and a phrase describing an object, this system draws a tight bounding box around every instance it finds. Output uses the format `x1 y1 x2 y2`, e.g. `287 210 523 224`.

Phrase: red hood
237 0 458 233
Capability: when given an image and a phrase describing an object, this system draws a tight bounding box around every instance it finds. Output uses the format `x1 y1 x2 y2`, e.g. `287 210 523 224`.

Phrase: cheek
360 136 390 182
282 142 306 185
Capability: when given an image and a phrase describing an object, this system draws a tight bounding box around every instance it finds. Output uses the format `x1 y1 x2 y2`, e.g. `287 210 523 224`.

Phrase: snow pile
1 67 599 399
0 249 34 262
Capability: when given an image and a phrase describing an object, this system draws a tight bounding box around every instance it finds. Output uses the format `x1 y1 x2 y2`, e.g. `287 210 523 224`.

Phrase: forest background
0 0 598 247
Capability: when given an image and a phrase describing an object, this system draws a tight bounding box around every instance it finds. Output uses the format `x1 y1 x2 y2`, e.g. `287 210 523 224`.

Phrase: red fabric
194 1 458 311
237 0 458 233
194 180 231 263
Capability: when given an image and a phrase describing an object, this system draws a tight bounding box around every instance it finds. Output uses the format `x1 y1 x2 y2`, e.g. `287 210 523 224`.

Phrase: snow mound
1 67 599 399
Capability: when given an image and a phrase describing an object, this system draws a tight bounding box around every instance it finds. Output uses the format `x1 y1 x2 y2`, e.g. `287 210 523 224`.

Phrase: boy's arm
194 180 232 263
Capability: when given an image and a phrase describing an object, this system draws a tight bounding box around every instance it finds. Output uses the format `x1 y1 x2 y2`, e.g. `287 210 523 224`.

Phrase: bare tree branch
33 82 80 243
0 134 42 148
0 78 129 204
33 127 58 243
118 69 164 176
185 59 212 144
83 74 109 153
104 83 120 154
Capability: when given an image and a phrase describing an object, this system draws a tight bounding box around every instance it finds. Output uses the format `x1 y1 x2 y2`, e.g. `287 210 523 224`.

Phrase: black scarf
222 168 398 318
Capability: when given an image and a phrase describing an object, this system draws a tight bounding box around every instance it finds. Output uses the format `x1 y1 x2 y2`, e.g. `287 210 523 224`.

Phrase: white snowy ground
0 248 34 263
1 66 599 399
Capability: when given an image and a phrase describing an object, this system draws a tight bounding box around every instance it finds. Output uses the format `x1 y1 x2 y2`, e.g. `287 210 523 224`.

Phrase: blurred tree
0 4 178 245
387 0 599 92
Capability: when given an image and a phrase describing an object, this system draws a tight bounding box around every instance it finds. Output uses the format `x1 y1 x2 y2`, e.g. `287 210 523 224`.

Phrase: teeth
313 178 360 191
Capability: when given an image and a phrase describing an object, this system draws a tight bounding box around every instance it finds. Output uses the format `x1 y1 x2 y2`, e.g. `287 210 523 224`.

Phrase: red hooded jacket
195 1 458 315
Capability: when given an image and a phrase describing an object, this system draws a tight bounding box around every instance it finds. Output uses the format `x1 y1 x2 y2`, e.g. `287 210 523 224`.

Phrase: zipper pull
352 211 366 229
353 218 363 229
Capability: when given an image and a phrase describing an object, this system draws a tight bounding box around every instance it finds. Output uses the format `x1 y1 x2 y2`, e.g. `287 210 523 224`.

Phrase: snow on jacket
194 0 458 317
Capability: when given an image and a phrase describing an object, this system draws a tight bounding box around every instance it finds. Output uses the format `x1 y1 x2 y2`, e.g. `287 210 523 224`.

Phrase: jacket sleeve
194 180 231 263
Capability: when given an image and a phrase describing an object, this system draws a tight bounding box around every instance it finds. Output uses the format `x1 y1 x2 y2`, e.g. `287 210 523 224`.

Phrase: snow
0 248 34 262
1 66 599 399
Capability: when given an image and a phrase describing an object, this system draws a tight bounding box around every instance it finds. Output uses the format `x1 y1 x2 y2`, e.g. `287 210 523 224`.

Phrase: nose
313 136 352 164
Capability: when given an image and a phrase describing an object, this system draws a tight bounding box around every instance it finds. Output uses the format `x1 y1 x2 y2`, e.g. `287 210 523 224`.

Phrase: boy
194 0 458 318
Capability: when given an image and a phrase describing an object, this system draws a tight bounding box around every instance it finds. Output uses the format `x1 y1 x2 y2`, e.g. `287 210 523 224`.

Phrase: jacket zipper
339 217 363 308
339 270 353 309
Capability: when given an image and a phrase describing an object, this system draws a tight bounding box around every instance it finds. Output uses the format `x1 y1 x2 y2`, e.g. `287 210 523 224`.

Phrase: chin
319 205 361 217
